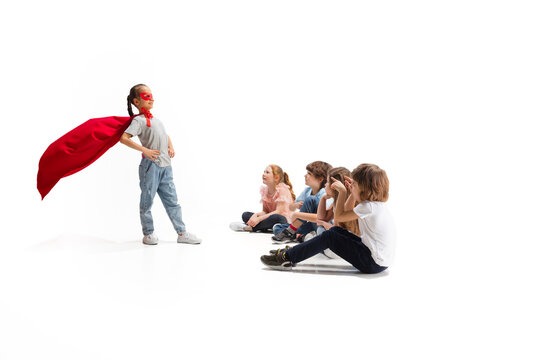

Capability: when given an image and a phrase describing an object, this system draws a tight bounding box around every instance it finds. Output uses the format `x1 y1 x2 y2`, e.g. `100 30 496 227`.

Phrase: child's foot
229 222 250 232
142 234 159 245
269 245 291 254
260 248 294 270
271 228 297 244
301 231 317 243
323 248 340 259
177 232 202 244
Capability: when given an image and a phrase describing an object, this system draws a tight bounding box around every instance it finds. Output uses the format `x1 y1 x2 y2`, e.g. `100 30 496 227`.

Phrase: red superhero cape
37 116 133 199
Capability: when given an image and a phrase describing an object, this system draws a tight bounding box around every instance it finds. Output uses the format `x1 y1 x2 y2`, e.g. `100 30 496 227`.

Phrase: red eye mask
140 92 153 101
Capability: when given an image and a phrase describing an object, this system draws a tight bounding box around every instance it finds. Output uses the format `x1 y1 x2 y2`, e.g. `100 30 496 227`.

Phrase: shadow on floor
28 233 143 254
262 263 390 278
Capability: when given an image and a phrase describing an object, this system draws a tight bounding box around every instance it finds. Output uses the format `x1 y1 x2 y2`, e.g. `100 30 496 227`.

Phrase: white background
1 0 539 359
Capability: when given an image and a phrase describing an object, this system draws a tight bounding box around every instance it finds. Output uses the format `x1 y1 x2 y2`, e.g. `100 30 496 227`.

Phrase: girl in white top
261 163 396 274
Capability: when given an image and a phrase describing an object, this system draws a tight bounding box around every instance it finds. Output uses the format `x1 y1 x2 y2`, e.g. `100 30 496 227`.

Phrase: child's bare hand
168 147 175 158
143 149 160 161
343 175 353 191
316 220 333 230
330 177 347 193
295 201 304 210
247 214 261 227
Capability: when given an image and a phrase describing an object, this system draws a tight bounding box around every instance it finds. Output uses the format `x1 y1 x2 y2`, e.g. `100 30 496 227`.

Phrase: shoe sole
272 239 297 245
260 257 294 271
265 265 293 271
177 240 202 244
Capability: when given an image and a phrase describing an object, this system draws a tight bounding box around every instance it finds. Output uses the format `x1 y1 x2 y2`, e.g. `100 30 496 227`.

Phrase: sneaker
177 232 202 244
303 231 316 242
269 245 291 255
229 222 248 232
271 227 297 244
323 248 340 259
142 234 159 245
260 249 294 270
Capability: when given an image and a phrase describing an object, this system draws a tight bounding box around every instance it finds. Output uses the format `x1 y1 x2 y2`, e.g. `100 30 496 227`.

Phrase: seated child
261 163 395 274
230 165 295 233
272 161 332 242
316 167 360 258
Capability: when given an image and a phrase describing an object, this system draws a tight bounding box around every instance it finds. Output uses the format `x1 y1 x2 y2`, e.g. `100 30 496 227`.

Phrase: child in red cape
37 84 202 246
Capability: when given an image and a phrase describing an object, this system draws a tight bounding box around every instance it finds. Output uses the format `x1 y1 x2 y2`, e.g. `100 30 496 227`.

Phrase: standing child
261 163 395 274
119 84 201 245
272 161 332 242
230 165 295 233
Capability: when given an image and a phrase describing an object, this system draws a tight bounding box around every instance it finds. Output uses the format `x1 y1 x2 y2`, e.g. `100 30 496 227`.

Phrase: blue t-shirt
296 186 333 209
296 187 325 202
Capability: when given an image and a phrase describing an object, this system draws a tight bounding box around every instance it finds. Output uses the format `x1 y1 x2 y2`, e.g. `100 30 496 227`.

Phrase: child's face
304 171 322 189
133 86 154 111
325 176 334 197
262 166 275 185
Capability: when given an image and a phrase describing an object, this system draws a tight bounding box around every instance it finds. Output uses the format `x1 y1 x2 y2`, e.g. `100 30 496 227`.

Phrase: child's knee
301 196 318 212
242 212 252 223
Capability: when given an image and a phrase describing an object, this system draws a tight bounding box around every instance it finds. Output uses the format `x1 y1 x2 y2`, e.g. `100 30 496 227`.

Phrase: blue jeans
272 196 319 235
139 157 186 235
286 226 388 274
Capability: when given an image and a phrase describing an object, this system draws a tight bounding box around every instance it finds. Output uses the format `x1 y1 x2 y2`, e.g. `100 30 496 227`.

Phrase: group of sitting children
229 161 396 274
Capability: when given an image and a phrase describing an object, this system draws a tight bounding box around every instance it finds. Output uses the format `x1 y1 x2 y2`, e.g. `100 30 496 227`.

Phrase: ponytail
269 164 296 201
127 95 134 117
282 172 296 201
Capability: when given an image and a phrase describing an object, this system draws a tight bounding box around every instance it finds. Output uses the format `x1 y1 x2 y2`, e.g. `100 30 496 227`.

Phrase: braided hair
126 84 148 117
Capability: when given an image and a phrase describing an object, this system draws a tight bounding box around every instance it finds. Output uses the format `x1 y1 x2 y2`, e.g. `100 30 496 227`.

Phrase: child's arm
289 201 304 211
168 136 175 158
317 194 333 222
344 192 356 211
119 133 160 160
246 211 267 227
292 212 318 223
248 201 289 226
316 219 334 230
331 177 359 223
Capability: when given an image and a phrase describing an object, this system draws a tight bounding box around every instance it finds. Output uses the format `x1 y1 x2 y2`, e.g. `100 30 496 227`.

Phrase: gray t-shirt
125 115 171 167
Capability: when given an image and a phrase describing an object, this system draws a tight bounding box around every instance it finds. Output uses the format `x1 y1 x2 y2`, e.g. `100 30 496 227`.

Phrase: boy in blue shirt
272 161 332 243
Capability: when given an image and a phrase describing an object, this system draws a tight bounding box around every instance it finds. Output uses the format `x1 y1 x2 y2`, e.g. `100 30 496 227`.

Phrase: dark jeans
286 226 388 274
273 196 319 235
242 212 288 233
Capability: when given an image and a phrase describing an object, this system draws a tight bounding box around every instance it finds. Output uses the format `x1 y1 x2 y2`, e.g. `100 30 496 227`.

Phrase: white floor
1 218 537 360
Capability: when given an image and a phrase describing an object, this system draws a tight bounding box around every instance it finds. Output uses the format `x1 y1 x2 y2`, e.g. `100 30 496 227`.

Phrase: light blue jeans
139 157 186 235
272 196 319 235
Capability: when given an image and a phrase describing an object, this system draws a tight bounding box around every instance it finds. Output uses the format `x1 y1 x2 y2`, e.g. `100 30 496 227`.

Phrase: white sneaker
229 222 248 232
323 248 340 259
177 232 202 244
303 231 317 242
142 234 159 245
